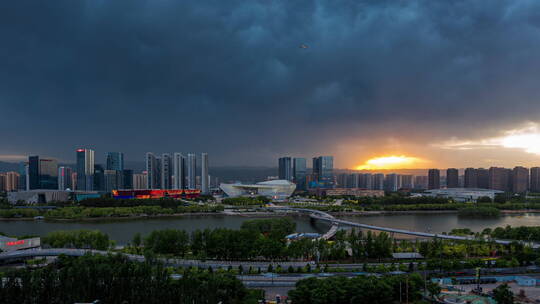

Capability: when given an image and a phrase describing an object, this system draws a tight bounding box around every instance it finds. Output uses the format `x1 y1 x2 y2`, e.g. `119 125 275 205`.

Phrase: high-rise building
76 149 95 191
428 169 440 190
476 168 489 189
512 166 529 193
337 173 348 188
28 156 40 190
104 170 123 192
400 174 413 189
187 153 197 190
210 176 220 189
359 173 373 189
122 170 133 189
145 152 160 189
173 153 186 190
196 175 201 189
0 175 5 192
464 168 477 188
1 172 19 192
488 167 511 192
384 174 398 191
531 167 540 193
201 153 209 194
106 152 124 171
133 172 148 189
6 172 19 192
58 167 73 190
446 168 459 188
292 158 307 190
18 162 27 190
414 175 428 190
347 174 360 188
312 156 334 187
93 164 105 191
161 153 172 190
28 156 58 190
39 158 58 190
373 173 385 190
278 157 293 181
71 172 77 191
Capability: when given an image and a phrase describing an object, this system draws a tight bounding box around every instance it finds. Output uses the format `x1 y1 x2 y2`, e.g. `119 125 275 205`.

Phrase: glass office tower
106 152 124 171
76 149 95 191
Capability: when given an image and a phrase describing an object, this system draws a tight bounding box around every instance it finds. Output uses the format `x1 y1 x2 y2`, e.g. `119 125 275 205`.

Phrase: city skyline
3 3 540 302
4 2 540 168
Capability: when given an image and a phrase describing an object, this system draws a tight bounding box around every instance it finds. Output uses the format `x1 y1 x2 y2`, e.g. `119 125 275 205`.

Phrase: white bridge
271 206 539 248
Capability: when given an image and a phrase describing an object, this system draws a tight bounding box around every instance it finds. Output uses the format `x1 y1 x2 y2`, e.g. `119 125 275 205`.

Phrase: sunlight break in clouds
355 155 427 170
436 122 540 155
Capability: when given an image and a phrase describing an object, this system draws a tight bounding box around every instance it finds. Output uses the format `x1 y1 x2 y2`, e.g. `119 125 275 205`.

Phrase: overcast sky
3 1 540 168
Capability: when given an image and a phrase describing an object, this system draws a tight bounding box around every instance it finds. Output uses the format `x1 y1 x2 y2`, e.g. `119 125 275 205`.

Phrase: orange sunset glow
355 155 427 170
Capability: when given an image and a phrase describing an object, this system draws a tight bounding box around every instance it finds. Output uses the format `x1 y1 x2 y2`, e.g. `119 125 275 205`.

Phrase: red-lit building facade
112 189 200 199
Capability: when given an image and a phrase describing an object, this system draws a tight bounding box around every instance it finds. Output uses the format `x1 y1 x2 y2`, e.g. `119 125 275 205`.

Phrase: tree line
289 274 428 304
42 229 114 250
221 196 270 206
457 206 501 217
483 225 540 242
39 221 540 266
0 254 256 304
129 218 297 260
0 204 224 219
128 226 395 262
78 197 189 208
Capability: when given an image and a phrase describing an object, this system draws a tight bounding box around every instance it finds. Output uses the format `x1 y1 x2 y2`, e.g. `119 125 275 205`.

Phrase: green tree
143 229 189 257
42 230 112 250
0 254 251 304
132 232 142 247
493 283 514 304
373 232 393 261
427 281 441 299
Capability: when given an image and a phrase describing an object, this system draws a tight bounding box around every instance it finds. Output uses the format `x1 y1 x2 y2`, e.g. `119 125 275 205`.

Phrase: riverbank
323 209 540 216
1 208 540 221
2 211 540 245
0 211 227 222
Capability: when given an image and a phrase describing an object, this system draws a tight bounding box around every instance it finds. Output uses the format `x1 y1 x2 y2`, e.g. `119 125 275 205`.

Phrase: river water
0 213 539 244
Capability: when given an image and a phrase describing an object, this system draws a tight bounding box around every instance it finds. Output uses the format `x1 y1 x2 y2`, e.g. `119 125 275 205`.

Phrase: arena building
220 180 296 199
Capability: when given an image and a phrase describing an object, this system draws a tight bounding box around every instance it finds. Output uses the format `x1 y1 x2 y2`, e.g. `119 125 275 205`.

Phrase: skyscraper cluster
337 173 419 191
2 149 210 193
426 166 540 194
278 156 333 190
146 152 209 194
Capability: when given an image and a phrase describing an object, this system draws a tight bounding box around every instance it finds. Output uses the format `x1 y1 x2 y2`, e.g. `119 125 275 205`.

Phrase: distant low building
0 236 41 252
422 188 503 202
220 180 296 199
392 252 424 259
310 188 385 197
8 190 100 204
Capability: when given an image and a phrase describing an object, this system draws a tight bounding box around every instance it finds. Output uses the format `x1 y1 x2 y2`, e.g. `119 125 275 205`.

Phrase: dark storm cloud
2 0 540 165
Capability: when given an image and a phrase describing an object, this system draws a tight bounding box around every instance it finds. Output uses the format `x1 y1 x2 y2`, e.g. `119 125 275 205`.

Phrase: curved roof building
423 188 504 202
220 180 296 199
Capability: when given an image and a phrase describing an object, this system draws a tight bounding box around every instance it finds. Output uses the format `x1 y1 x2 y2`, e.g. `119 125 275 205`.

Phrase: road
0 248 315 269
